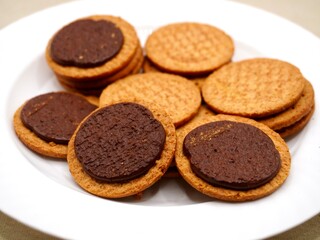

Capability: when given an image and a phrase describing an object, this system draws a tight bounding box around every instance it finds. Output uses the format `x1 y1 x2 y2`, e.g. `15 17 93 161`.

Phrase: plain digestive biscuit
145 22 234 76
202 58 306 118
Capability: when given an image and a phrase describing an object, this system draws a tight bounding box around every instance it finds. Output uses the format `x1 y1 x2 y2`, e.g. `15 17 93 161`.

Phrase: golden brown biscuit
145 22 234 76
99 72 202 127
175 114 291 202
259 79 314 130
202 58 306 118
67 98 176 198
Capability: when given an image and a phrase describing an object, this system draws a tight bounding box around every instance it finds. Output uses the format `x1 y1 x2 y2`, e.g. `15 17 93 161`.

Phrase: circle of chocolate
50 19 124 67
74 102 166 183
20 92 97 144
183 121 281 190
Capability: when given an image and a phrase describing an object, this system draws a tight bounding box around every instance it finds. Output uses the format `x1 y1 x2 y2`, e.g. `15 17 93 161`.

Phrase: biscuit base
175 114 291 202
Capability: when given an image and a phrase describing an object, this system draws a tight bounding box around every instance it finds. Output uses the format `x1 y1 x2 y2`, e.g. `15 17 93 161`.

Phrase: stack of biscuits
45 15 143 95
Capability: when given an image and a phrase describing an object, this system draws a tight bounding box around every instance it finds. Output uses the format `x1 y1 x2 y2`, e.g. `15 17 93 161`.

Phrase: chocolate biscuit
183 121 281 190
13 92 97 159
175 114 291 202
67 98 176 198
74 102 166 183
51 19 124 67
46 15 141 94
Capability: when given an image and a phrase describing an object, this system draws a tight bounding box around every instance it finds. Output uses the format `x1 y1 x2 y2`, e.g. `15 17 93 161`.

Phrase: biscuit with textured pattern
67 98 176 198
202 58 306 118
99 72 202 127
145 22 234 76
259 79 314 130
175 114 291 202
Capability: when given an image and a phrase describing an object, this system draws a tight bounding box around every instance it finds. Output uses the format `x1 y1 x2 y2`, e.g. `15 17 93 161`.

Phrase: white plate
1 0 320 239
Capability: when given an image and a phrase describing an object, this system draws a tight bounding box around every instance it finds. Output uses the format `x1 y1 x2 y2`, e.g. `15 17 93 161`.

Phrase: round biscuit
202 58 306 118
145 22 234 76
175 114 291 202
67 98 176 198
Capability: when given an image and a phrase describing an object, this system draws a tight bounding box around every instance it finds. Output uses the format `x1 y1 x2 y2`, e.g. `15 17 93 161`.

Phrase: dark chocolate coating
20 92 97 144
74 102 166 183
183 121 281 190
50 19 124 67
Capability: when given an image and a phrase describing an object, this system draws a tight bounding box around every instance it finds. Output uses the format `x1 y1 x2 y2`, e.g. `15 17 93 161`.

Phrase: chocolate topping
183 121 281 190
74 102 166 183
20 92 97 144
50 19 124 67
